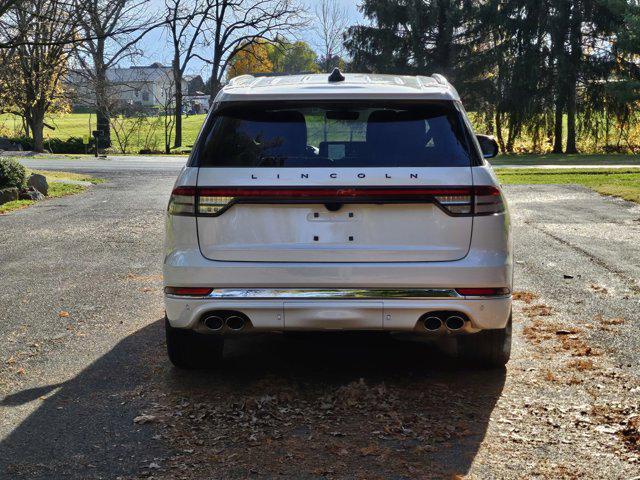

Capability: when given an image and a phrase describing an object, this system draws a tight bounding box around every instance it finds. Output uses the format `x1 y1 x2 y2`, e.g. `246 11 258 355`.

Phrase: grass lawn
0 170 103 214
0 113 207 154
491 153 640 166
496 167 640 203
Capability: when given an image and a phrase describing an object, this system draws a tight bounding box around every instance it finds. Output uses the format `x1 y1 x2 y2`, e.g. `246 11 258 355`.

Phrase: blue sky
132 0 365 77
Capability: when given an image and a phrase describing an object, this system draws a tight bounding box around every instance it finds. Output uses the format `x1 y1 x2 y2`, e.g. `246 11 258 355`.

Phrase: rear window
195 101 477 167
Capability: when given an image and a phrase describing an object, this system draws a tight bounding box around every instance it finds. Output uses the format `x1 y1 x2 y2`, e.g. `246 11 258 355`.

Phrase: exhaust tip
226 315 246 331
445 315 465 331
423 316 443 331
202 314 224 331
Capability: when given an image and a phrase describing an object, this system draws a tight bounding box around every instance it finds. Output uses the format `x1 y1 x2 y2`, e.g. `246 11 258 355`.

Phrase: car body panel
195 167 474 263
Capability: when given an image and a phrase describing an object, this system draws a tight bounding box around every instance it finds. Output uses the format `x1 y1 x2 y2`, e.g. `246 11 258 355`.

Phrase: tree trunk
435 0 453 75
173 66 183 149
551 0 570 154
495 111 506 153
30 112 45 153
553 95 564 153
565 0 582 155
566 83 577 154
410 0 424 73
209 52 223 105
95 68 111 148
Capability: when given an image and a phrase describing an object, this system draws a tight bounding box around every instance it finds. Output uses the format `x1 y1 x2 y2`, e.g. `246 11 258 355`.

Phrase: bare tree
313 0 348 72
110 107 146 153
202 0 308 102
0 0 76 152
0 0 17 18
73 0 163 147
154 74 176 154
165 0 214 149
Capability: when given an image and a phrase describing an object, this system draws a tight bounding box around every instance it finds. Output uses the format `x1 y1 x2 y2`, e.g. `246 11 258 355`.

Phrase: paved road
0 163 638 478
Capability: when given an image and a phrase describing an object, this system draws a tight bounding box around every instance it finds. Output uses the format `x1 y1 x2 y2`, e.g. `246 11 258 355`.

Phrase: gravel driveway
0 161 638 479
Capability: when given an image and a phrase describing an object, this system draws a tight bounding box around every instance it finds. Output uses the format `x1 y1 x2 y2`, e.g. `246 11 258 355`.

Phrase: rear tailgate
196 167 473 262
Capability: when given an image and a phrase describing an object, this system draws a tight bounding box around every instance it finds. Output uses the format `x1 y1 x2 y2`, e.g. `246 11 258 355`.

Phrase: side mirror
476 134 499 159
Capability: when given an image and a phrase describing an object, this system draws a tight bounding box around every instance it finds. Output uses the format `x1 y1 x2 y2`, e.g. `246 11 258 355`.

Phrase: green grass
0 170 103 214
0 113 207 154
496 167 640 203
31 169 104 184
491 153 640 166
0 199 33 214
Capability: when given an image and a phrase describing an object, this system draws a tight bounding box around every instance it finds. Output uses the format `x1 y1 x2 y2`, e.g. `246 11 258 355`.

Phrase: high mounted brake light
167 185 505 217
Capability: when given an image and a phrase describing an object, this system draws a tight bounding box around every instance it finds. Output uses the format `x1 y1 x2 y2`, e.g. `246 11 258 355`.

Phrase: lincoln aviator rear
163 71 512 369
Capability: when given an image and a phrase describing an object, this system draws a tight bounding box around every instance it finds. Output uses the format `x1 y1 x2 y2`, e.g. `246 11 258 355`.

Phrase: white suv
163 70 512 369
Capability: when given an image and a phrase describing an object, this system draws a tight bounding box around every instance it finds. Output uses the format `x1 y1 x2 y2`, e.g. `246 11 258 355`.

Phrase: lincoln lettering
249 173 419 180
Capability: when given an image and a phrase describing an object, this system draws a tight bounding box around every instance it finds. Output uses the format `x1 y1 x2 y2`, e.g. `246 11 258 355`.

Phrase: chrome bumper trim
184 288 462 300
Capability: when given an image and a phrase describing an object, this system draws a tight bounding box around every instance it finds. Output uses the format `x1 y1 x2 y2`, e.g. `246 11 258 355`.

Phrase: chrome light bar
202 288 462 299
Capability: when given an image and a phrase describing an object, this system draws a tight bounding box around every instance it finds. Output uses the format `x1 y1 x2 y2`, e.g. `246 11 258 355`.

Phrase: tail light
167 186 196 215
474 186 505 215
168 185 505 217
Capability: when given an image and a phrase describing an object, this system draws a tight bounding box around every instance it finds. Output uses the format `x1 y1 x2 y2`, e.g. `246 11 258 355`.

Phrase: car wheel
458 312 512 368
165 317 224 369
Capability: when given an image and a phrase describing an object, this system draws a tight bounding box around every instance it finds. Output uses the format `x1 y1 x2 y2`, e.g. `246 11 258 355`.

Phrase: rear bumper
164 247 512 289
163 208 512 332
164 289 512 332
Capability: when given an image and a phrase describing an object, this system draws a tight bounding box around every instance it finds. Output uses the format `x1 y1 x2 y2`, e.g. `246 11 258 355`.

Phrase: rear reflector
165 286 213 296
455 287 511 296
168 185 505 217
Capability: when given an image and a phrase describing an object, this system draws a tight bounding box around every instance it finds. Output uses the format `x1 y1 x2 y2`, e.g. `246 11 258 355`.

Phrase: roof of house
106 66 172 84
216 72 460 102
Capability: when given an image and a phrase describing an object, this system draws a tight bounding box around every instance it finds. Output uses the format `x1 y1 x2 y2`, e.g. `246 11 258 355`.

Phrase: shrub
45 136 92 154
2 136 93 154
0 157 27 190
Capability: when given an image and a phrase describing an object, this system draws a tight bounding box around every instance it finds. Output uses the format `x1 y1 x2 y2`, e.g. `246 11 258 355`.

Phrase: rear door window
195 101 477 168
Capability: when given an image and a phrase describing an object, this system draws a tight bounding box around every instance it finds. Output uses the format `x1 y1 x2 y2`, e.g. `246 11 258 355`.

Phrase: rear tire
458 313 512 368
165 317 224 369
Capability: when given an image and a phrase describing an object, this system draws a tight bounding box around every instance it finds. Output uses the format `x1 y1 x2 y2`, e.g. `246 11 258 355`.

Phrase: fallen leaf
555 329 574 335
58 311 70 318
133 414 157 424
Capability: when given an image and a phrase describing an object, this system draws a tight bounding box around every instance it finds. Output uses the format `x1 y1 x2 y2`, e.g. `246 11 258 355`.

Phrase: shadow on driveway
1 320 505 479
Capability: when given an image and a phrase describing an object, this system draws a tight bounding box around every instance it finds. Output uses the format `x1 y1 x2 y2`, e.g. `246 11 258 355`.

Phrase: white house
68 63 188 111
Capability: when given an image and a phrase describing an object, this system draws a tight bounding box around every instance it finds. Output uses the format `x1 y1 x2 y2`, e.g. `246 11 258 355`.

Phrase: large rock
27 173 48 196
0 187 19 205
19 186 45 201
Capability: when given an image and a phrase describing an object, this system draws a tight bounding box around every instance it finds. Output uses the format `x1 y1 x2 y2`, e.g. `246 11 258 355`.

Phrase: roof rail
431 73 449 86
227 74 255 86
253 71 317 78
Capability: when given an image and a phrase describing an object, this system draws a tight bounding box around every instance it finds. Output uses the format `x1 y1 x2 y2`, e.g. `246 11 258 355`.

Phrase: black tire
165 317 224 369
458 313 512 368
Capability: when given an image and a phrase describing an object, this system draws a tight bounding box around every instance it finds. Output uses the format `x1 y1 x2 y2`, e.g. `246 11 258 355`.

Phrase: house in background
67 63 189 112
183 74 210 114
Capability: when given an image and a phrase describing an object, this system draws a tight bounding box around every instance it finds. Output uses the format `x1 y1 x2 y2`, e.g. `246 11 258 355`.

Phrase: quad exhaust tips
423 316 443 331
202 314 224 331
444 315 465 331
202 311 247 331
225 315 246 331
421 312 468 332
